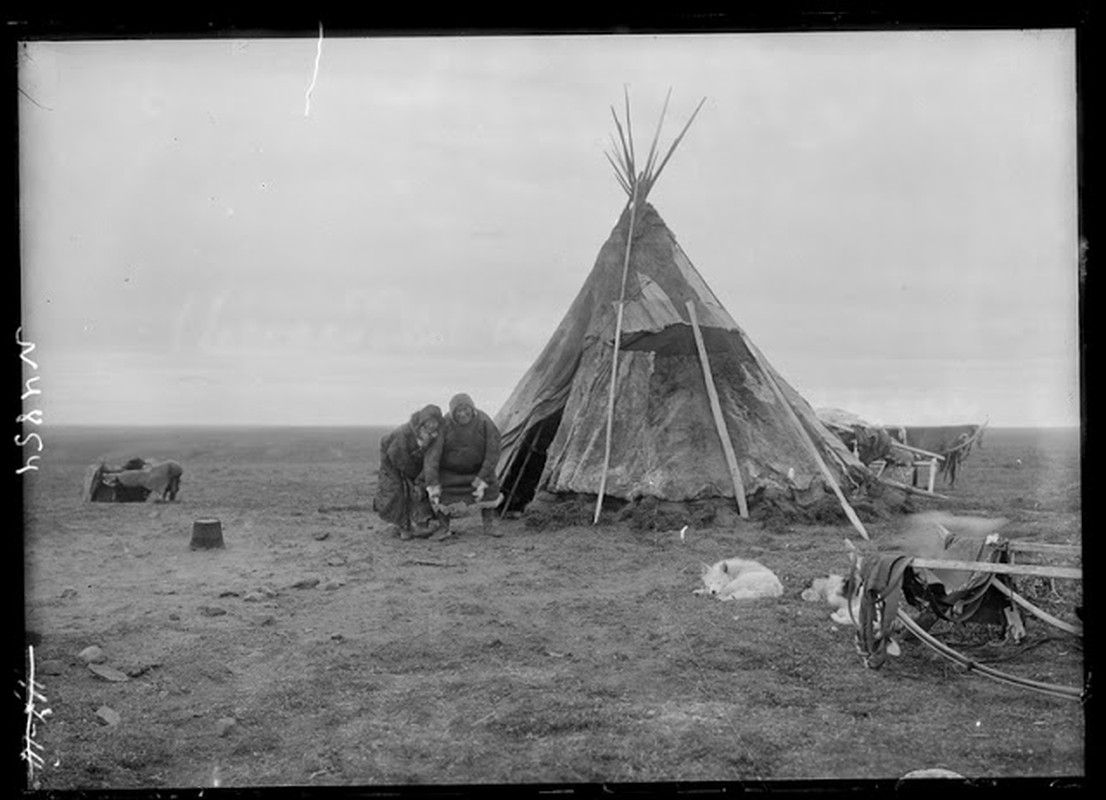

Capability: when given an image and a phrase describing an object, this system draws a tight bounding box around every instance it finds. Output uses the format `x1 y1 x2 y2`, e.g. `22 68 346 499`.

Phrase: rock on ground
78 646 106 664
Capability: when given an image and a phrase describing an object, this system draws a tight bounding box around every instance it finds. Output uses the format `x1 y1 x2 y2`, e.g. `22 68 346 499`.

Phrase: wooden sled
871 441 947 498
911 540 1082 637
851 535 1082 700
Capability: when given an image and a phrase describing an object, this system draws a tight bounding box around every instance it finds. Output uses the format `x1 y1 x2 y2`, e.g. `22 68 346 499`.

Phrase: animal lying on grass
102 459 183 502
803 514 1014 662
801 574 857 625
802 569 902 657
693 558 784 601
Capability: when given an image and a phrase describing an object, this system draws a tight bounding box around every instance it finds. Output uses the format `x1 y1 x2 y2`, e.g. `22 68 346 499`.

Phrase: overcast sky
18 29 1080 428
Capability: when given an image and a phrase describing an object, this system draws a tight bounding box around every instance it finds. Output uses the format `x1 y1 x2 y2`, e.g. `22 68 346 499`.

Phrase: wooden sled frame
870 441 946 497
866 540 1083 700
913 540 1082 636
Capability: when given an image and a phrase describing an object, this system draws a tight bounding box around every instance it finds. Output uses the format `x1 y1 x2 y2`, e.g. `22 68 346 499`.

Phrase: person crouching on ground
424 393 503 540
374 404 443 540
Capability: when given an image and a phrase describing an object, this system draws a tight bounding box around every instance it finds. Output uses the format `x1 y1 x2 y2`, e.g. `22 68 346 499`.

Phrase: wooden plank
912 557 1082 581
878 476 951 501
889 441 945 460
926 459 937 494
686 302 748 518
1007 541 1082 557
736 332 869 540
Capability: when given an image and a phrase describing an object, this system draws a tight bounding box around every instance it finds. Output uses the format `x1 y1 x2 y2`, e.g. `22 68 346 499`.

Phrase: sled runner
846 530 1082 700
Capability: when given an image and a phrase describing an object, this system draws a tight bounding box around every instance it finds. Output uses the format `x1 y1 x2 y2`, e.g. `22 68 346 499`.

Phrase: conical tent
494 97 871 523
495 202 869 512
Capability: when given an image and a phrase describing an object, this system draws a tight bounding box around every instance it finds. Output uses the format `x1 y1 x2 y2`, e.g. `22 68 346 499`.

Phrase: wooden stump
190 518 225 550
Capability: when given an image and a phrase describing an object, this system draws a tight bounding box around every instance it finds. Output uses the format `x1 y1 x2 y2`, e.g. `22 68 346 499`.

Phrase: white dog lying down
693 558 784 601
801 574 856 625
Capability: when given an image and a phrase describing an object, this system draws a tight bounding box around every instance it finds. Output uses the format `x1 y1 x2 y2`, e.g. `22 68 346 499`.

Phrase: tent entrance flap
501 411 563 513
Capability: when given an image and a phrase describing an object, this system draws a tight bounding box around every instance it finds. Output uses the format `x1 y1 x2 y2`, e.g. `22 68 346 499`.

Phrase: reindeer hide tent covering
494 200 870 513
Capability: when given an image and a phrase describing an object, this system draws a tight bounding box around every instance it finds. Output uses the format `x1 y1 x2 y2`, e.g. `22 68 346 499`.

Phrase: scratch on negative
304 22 324 117
18 86 53 111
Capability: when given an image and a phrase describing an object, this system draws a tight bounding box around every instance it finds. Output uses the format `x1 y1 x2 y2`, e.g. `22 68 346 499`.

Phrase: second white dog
693 558 784 601
801 574 858 626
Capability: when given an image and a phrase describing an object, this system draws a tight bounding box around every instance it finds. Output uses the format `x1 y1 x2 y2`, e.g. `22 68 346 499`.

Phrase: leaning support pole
593 190 638 525
687 302 748 518
738 333 869 540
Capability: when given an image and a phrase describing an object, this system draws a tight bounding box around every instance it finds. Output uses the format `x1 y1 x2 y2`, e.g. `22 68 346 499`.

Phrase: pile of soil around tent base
523 487 907 532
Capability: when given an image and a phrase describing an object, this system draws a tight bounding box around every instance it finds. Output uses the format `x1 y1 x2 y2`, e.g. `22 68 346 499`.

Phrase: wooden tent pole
593 93 704 526
593 191 639 525
686 302 748 518
738 334 870 540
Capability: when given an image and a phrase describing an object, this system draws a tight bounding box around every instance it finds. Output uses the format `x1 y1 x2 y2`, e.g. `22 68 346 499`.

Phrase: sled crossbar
910 558 1081 581
1006 541 1081 557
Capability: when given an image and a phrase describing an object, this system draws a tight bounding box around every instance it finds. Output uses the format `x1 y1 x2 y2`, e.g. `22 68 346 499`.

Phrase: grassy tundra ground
21 425 1083 789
